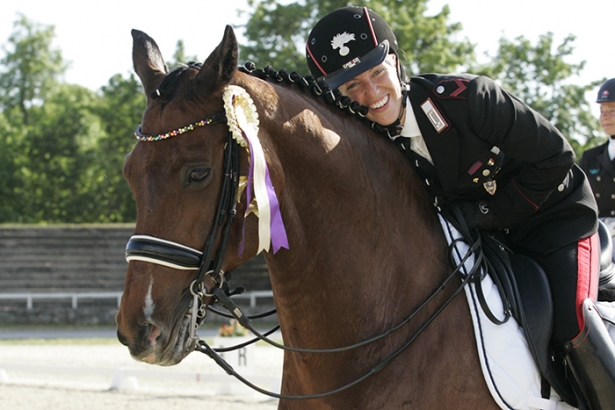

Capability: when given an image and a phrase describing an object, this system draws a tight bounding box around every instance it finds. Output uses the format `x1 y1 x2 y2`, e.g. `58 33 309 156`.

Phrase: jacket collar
407 81 460 193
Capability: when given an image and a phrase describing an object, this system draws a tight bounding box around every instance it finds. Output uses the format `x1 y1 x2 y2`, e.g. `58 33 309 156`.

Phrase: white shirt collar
399 97 421 139
608 138 615 161
396 97 434 164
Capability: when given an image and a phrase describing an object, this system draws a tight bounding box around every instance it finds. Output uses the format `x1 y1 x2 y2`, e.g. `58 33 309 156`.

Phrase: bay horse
116 25 500 409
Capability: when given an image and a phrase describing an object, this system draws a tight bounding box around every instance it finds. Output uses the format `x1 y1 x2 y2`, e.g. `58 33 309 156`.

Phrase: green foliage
90 73 144 222
0 15 141 224
0 14 66 125
238 0 474 75
18 84 102 222
168 40 200 70
474 33 604 157
372 1 474 75
0 112 25 221
0 5 606 224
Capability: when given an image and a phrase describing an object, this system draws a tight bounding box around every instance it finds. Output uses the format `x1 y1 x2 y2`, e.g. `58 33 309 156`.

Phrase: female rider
305 6 614 409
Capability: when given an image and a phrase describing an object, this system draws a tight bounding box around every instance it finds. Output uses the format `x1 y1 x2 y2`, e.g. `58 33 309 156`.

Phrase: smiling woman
337 54 405 126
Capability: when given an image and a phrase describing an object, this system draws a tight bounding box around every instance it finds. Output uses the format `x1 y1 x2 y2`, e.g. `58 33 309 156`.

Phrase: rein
192 237 482 400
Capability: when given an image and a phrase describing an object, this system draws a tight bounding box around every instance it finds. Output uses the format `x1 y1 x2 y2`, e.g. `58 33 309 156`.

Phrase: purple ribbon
239 130 289 255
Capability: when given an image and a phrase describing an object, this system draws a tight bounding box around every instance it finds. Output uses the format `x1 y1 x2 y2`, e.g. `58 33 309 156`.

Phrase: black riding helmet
597 78 615 103
306 6 399 89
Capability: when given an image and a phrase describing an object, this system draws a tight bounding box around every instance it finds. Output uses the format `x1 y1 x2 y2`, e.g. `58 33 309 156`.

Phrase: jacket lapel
408 87 461 193
597 146 615 175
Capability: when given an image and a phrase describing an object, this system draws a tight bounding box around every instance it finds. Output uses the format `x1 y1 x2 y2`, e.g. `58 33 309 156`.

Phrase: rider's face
338 54 405 127
600 102 615 136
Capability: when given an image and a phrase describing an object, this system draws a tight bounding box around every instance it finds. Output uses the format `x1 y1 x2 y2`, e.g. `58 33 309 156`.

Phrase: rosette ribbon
223 85 289 254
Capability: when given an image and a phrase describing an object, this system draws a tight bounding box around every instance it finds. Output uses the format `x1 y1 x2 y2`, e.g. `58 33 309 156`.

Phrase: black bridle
127 112 241 334
124 108 486 401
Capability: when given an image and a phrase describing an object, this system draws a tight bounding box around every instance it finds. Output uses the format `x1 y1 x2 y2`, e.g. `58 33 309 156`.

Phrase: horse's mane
151 61 399 138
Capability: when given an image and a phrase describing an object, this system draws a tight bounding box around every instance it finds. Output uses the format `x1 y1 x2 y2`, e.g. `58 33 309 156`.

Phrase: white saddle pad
439 215 577 410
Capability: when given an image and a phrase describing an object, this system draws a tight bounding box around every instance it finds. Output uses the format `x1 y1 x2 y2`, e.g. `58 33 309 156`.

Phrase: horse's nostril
145 321 162 346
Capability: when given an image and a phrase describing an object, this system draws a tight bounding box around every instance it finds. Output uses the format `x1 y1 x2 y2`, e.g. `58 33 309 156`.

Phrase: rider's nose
364 80 379 97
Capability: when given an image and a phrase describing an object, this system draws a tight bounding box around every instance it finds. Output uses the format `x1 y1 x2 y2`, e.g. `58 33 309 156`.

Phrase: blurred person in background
580 78 615 244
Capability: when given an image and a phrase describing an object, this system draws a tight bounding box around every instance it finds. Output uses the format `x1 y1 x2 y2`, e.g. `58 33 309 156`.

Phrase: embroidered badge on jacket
483 179 497 195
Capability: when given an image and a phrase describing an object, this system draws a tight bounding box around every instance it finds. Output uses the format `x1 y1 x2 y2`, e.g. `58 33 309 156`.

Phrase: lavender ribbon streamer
240 128 288 254
265 166 289 253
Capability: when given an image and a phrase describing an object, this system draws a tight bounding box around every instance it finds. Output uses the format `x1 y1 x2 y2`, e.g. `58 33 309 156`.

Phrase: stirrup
562 299 615 409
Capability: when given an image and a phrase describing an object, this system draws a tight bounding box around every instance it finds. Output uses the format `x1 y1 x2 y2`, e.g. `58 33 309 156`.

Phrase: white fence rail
0 290 274 310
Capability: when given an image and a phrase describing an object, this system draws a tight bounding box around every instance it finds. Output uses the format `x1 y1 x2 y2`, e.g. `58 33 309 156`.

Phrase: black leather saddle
481 220 615 407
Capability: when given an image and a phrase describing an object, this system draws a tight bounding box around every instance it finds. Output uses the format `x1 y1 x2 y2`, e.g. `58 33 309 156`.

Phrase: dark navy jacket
395 74 598 254
579 141 615 218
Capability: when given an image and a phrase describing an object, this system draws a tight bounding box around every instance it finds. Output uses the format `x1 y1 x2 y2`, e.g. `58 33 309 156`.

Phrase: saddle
443 207 615 408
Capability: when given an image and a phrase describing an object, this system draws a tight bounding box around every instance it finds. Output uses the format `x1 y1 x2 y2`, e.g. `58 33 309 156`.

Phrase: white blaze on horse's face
141 277 163 354
144 278 155 320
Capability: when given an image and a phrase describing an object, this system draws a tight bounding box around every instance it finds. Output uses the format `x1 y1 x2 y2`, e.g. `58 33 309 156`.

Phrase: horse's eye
188 168 210 183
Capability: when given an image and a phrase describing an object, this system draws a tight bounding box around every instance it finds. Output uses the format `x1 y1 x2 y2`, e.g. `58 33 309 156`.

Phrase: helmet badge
331 32 355 56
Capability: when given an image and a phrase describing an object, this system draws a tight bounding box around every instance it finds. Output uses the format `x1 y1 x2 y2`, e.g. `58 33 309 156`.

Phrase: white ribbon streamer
223 85 288 254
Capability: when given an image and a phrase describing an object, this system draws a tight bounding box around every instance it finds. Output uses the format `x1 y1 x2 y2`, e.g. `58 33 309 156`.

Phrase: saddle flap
510 253 579 407
508 253 553 372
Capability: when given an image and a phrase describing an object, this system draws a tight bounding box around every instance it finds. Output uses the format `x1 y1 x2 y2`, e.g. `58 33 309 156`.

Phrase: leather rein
124 111 484 401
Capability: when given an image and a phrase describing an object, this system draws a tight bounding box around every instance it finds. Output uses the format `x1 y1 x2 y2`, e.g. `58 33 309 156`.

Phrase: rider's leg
530 234 615 409
562 298 615 410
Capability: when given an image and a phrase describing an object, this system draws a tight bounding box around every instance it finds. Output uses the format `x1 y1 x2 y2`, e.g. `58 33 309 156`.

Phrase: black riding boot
561 299 615 409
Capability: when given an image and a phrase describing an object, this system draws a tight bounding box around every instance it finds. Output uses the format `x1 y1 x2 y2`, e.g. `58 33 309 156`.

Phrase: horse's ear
194 25 238 94
131 29 169 97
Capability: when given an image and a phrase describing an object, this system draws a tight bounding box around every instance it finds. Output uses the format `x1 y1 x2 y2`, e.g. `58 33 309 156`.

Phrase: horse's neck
252 81 451 341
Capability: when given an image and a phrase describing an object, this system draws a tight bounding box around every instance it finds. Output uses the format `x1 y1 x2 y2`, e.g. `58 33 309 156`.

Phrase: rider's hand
458 200 501 231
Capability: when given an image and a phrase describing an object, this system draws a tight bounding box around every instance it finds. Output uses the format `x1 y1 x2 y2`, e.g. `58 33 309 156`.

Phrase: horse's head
116 26 258 365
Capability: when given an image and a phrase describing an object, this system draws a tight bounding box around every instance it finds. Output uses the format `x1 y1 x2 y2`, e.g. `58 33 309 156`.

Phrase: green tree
474 33 603 157
19 84 102 223
238 0 474 75
90 73 145 222
0 112 25 222
0 14 81 223
168 40 199 69
0 14 66 126
0 14 141 224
